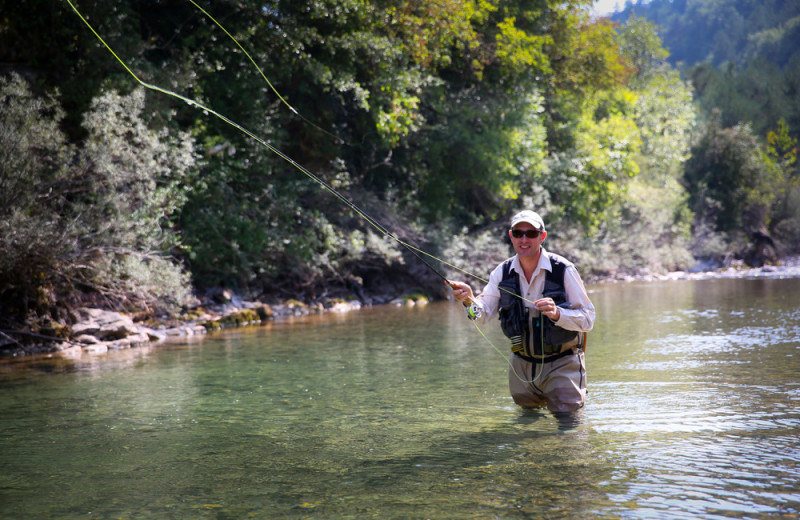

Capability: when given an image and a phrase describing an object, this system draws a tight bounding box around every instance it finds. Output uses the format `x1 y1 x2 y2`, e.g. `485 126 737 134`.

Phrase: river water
1 275 799 519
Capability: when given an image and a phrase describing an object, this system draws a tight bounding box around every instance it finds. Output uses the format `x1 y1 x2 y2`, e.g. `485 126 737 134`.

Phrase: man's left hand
533 297 560 321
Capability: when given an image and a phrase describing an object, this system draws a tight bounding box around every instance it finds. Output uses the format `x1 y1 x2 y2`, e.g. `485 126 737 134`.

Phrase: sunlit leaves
376 91 421 145
766 118 798 181
494 17 551 79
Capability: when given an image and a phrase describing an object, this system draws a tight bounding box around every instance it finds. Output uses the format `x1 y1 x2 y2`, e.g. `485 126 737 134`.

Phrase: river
1 275 799 519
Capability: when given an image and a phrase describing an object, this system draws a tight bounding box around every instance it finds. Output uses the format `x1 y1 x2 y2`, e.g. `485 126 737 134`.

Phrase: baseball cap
510 210 545 231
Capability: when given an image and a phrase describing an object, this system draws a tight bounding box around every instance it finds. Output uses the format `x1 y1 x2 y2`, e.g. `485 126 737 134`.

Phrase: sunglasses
510 229 541 239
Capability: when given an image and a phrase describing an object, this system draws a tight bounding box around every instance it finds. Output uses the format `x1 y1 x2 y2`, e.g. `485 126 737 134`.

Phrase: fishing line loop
66 0 540 376
64 0 496 291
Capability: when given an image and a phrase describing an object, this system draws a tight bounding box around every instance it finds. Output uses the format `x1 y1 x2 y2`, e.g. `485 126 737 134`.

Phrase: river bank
0 290 420 361
3 256 800 362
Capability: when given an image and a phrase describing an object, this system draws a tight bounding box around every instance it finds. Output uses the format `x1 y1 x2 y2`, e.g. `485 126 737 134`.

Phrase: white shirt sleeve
475 263 505 323
555 264 594 332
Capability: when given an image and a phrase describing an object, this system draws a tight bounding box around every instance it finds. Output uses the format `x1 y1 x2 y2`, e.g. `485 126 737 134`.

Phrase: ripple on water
586 374 800 518
605 434 800 518
588 381 800 434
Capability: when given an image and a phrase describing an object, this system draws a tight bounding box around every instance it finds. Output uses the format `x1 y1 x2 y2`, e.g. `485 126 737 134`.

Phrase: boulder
71 308 139 341
140 327 167 342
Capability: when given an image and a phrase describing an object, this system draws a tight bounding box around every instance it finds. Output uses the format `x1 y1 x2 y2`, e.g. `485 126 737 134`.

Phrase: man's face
509 224 546 259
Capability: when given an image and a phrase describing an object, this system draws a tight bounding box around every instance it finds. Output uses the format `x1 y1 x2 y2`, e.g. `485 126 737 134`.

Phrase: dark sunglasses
510 229 541 239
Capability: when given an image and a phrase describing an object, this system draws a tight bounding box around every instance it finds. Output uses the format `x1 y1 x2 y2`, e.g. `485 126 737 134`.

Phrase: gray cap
510 210 545 231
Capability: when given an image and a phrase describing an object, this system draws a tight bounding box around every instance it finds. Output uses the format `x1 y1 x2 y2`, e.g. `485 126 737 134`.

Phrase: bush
0 74 195 325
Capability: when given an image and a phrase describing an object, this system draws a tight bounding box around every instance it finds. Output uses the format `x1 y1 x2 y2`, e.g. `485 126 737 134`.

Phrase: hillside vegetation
1 0 796 339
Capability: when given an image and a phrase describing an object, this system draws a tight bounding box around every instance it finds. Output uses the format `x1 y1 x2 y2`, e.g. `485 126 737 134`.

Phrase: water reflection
0 277 799 519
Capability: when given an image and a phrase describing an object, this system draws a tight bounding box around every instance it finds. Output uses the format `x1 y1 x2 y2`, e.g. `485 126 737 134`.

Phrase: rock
218 308 260 326
71 308 139 341
39 322 71 340
689 258 722 273
140 327 167 342
72 321 100 336
75 334 101 345
56 345 82 359
97 318 138 341
126 332 151 347
209 288 235 304
201 321 221 332
254 304 274 320
202 308 261 331
84 344 108 355
330 301 362 313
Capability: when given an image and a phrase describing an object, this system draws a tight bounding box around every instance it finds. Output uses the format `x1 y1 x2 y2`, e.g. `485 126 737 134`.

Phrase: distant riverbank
3 256 800 362
586 256 800 285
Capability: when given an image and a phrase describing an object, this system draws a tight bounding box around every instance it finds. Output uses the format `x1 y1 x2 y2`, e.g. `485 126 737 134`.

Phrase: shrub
0 74 195 325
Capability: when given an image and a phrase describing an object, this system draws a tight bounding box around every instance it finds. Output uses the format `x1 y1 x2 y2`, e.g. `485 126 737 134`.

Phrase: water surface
1 276 799 518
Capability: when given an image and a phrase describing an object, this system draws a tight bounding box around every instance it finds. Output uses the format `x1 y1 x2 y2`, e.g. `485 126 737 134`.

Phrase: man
449 210 595 412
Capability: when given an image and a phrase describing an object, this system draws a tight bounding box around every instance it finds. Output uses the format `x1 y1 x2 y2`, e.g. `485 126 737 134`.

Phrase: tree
2 0 701 311
766 118 800 253
684 116 781 238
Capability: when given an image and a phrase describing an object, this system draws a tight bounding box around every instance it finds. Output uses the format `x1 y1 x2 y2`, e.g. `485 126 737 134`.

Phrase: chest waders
497 255 582 362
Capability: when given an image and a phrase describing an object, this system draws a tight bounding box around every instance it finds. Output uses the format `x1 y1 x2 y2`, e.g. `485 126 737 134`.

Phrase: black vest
497 254 580 357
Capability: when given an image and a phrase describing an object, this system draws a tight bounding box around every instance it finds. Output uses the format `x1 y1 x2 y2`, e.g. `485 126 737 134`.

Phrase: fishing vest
497 254 581 359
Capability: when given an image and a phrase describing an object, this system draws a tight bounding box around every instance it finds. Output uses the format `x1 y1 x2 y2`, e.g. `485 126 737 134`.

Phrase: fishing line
185 0 495 288
185 1 553 380
64 0 490 287
65 0 542 376
183 0 547 324
187 0 348 145
471 320 544 384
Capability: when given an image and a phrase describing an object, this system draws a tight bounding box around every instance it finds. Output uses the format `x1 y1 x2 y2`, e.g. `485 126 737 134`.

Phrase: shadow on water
514 406 585 431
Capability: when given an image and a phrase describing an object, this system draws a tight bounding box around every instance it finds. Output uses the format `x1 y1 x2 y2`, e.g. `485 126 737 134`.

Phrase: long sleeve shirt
475 247 595 332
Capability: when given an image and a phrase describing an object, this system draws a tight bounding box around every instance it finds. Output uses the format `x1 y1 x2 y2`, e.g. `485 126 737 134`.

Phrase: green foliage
418 90 549 222
615 0 800 141
772 185 800 254
0 74 194 320
494 16 551 79
545 17 696 275
615 16 670 81
1 0 730 312
0 74 75 316
546 88 642 232
766 118 798 180
683 116 782 236
613 0 800 263
766 119 800 253
689 58 799 141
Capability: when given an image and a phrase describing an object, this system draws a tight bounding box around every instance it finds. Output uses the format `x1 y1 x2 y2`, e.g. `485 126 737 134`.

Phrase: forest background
1 0 798 335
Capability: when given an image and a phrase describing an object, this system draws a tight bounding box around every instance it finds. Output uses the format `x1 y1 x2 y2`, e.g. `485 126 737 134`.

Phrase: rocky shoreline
0 291 417 360
3 256 799 362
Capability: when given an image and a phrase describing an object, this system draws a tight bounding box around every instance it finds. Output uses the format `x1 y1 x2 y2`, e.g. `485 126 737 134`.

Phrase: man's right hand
446 280 474 305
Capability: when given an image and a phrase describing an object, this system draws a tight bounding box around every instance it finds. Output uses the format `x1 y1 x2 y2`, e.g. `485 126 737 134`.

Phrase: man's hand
533 297 560 321
446 280 474 306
